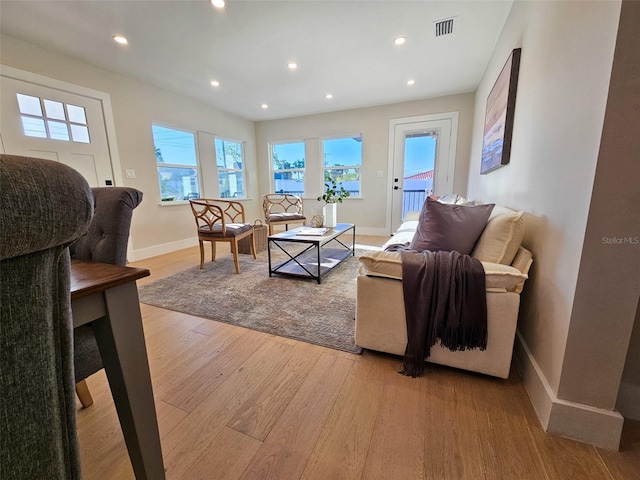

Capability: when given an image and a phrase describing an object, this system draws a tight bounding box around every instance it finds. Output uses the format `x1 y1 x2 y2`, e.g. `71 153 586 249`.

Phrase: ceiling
0 0 513 121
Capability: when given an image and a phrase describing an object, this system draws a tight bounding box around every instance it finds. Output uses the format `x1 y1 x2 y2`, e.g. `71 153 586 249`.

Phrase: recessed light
112 35 128 45
407 79 415 86
325 93 333 99
288 62 298 70
210 80 220 87
261 103 268 109
394 36 407 46
210 0 225 8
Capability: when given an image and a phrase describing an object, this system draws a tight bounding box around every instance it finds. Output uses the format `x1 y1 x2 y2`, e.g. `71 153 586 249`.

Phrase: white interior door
389 114 458 233
0 75 114 187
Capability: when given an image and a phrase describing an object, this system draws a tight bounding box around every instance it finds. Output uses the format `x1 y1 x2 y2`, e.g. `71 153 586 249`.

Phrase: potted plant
317 180 350 227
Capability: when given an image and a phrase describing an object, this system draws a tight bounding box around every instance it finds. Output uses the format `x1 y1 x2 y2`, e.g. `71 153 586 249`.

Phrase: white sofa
355 204 533 379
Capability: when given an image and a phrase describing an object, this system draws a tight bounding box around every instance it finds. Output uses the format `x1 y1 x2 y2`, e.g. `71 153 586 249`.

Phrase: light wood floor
77 237 640 480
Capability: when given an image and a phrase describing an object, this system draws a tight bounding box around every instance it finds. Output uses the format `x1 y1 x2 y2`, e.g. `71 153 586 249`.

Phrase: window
322 135 362 197
152 124 200 202
215 138 246 198
16 93 90 143
270 142 305 195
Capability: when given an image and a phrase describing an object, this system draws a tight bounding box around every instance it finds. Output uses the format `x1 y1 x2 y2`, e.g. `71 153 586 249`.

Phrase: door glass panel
20 116 47 138
402 132 436 218
43 99 66 120
47 120 70 141
66 104 87 124
17 94 43 116
70 124 90 143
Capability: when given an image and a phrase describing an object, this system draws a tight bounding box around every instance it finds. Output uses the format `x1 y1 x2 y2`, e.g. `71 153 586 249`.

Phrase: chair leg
231 240 240 274
268 223 274 236
211 241 216 262
198 240 205 269
250 232 257 259
76 380 94 408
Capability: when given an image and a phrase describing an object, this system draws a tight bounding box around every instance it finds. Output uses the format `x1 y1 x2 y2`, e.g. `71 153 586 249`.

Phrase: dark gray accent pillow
409 197 494 254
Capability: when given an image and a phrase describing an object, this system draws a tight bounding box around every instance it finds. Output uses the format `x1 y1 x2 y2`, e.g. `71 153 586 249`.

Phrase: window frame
269 140 306 196
16 93 91 143
321 134 363 198
152 123 202 204
214 136 247 199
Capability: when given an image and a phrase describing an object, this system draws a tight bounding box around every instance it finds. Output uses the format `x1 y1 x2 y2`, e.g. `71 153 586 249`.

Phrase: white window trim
153 123 202 204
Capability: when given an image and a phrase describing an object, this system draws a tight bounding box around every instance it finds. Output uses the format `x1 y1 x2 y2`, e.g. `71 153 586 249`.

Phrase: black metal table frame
267 224 356 284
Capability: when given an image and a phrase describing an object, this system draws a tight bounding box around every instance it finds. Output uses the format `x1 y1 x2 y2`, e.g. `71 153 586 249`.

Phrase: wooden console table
70 260 165 480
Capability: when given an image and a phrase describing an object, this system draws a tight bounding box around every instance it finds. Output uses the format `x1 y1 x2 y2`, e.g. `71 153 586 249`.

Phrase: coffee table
268 223 355 284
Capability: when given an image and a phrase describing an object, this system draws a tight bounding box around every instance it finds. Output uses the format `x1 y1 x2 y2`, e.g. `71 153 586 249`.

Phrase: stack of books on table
296 227 328 236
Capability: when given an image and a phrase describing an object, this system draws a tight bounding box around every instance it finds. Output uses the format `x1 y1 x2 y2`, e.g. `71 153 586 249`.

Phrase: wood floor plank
178 427 262 480
159 328 268 412
237 354 353 480
156 399 189 440
161 339 295 480
226 341 325 441
471 371 549 480
597 420 640 480
300 353 390 480
415 367 493 479
361 361 428 480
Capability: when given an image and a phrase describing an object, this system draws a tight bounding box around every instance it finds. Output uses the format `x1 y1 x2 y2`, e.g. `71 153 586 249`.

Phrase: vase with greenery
317 180 350 227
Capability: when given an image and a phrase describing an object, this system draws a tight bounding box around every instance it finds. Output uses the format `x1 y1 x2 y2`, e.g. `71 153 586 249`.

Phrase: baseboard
616 382 640 421
514 331 624 450
128 237 198 262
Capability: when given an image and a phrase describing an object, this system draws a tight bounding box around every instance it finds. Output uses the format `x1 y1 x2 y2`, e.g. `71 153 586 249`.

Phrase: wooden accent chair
189 199 256 273
262 193 306 235
70 187 143 408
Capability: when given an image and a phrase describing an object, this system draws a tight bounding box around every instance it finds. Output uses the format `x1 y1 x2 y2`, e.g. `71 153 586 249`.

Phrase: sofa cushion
409 197 494 254
472 206 525 265
359 251 528 291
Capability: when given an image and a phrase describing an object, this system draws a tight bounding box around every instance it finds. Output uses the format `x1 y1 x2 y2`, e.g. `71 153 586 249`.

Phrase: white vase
323 203 337 228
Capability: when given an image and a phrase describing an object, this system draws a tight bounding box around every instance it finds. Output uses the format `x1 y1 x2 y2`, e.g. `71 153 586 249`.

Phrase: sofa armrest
359 250 529 291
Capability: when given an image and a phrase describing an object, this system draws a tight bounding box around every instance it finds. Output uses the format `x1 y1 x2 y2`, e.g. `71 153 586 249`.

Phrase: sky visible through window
153 125 197 165
323 136 362 166
404 134 436 176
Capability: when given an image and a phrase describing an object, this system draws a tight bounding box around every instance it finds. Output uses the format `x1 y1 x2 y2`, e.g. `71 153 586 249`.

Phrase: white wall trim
616 382 640 421
0 64 124 186
514 331 624 450
128 237 198 262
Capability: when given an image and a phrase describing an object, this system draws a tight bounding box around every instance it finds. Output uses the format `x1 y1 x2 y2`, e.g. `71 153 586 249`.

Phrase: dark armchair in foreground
0 154 93 479
70 186 143 407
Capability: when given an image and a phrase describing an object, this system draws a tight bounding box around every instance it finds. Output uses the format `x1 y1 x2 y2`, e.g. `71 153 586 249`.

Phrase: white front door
389 113 458 233
0 75 115 187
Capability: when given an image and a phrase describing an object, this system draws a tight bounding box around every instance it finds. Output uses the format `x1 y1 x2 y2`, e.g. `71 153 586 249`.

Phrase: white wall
466 0 635 448
0 34 259 260
255 94 475 235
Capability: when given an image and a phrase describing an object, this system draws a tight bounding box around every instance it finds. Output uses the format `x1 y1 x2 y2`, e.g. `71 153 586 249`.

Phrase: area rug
138 248 366 353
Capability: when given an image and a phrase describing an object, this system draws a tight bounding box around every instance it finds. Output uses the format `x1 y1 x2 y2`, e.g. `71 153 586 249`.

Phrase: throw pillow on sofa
472 206 525 265
409 197 494 255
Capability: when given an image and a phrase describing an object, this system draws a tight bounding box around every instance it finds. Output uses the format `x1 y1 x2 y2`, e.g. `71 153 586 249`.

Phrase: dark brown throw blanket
399 250 488 377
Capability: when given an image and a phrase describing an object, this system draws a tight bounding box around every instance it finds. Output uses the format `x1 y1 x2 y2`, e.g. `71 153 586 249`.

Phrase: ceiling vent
434 18 455 37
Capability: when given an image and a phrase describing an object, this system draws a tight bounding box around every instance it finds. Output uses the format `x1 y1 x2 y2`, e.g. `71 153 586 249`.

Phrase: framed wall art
481 48 521 174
